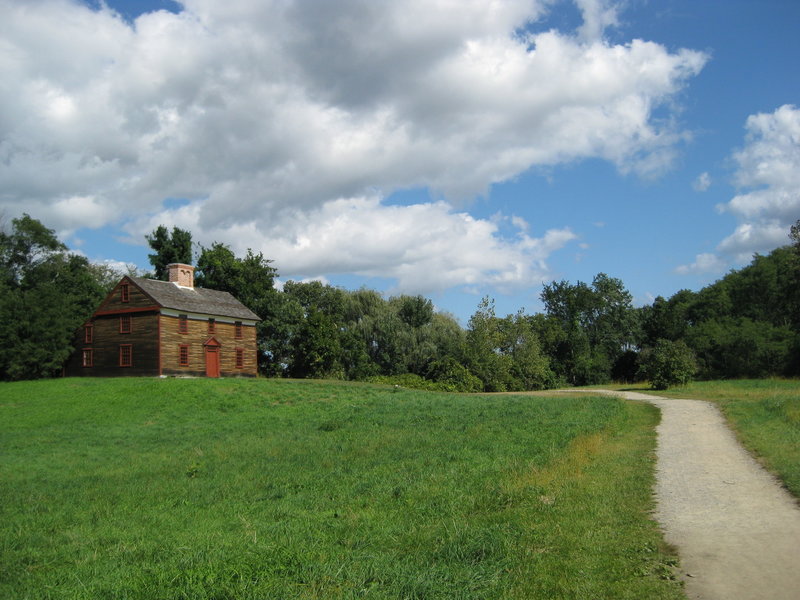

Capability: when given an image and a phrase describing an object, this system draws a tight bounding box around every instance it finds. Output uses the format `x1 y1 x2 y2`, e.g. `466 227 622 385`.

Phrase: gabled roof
130 277 261 321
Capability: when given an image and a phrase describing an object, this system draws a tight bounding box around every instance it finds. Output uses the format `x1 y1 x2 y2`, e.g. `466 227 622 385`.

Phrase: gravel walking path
603 391 800 600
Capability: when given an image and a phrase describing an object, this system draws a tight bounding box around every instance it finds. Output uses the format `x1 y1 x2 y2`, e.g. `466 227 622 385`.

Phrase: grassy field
0 378 684 599
644 379 800 498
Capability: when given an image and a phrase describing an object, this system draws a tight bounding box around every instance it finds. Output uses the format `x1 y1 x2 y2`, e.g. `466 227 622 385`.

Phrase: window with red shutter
179 345 190 367
235 348 244 369
120 315 131 334
119 344 132 367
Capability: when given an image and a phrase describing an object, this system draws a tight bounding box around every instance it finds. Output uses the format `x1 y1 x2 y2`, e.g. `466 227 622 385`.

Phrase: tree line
2 215 798 388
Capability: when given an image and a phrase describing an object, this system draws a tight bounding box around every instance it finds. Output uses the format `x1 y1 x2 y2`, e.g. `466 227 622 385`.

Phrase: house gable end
94 276 162 316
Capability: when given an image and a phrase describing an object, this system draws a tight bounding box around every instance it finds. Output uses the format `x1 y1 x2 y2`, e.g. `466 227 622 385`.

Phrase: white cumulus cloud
0 0 708 293
128 195 578 294
675 252 727 276
714 104 800 260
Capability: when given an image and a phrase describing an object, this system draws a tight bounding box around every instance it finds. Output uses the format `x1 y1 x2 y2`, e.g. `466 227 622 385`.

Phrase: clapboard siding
65 311 160 377
160 314 205 377
160 315 258 377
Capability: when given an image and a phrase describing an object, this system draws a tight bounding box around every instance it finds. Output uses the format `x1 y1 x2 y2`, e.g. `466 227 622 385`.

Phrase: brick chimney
167 263 195 289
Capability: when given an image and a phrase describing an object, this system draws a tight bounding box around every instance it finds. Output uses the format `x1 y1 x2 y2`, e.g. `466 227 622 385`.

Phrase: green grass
0 378 684 599
645 379 800 498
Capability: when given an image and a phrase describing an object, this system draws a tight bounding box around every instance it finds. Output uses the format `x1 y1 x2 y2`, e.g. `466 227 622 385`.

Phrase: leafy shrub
638 339 697 390
426 357 484 393
368 367 484 393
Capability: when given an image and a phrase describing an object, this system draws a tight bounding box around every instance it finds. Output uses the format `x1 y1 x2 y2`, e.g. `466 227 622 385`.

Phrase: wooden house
64 263 260 378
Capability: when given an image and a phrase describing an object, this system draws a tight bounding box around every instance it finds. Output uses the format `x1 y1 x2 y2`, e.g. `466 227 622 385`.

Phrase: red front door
204 337 221 378
205 346 220 378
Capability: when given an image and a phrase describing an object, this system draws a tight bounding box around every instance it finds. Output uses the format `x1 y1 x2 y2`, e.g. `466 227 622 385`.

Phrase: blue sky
2 0 798 323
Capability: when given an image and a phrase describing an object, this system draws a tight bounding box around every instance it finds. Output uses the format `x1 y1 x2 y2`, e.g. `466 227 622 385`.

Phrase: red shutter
179 345 190 367
119 344 132 367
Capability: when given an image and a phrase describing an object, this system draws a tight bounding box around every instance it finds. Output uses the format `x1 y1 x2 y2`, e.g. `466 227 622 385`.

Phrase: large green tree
1 213 65 284
639 290 695 346
276 280 349 378
464 297 513 391
263 281 471 385
498 310 555 390
789 219 800 337
288 309 344 378
540 273 637 385
0 215 104 380
463 300 554 392
195 243 278 310
641 235 800 379
146 225 193 280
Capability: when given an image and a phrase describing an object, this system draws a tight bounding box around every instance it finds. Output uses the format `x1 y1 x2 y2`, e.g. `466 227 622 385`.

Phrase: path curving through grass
594 390 800 600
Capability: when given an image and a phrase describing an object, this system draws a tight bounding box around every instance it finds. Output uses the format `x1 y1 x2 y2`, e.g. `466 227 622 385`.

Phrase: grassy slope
0 378 683 599
645 379 800 498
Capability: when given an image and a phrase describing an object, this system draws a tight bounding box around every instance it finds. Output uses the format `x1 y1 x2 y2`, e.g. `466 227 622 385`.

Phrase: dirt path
596 390 800 599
